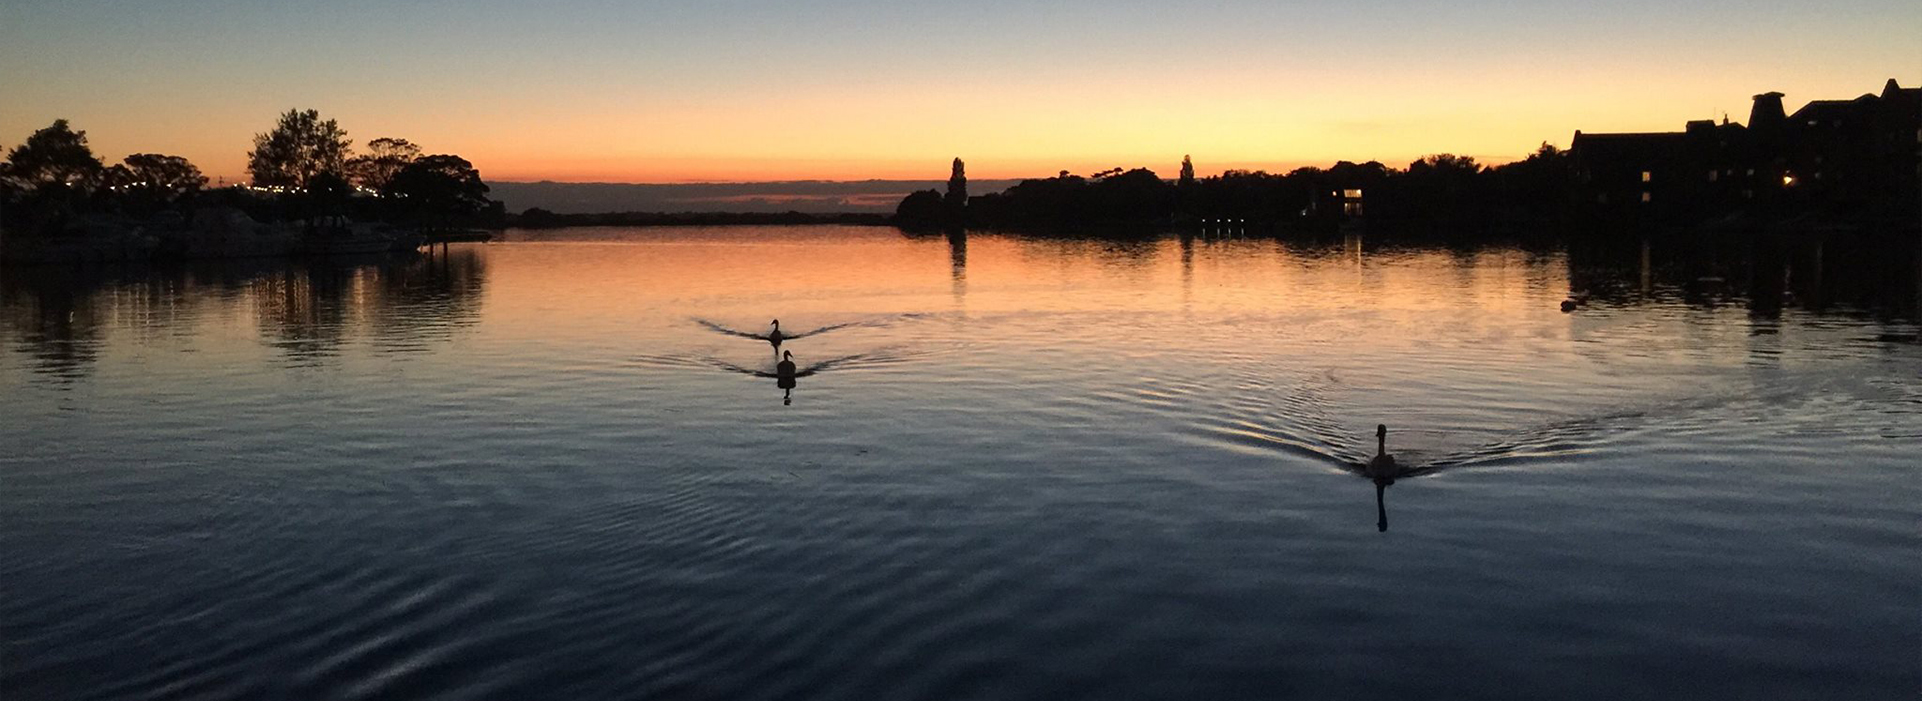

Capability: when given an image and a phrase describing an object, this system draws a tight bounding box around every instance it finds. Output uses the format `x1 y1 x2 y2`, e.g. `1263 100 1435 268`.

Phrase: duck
1367 424 1397 478
767 319 786 346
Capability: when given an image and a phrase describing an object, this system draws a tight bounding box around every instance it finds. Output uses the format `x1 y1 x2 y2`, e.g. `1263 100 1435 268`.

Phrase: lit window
1641 171 1652 182
1708 170 1719 182
1342 189 1362 199
1641 192 1652 203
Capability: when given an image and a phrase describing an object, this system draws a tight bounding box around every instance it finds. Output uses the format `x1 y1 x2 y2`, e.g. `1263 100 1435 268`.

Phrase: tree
99 164 136 190
246 109 351 188
1393 154 1493 226
346 137 421 191
3 119 104 190
387 154 491 223
893 189 946 227
1491 142 1574 217
1179 155 1195 187
121 154 207 194
1407 154 1482 177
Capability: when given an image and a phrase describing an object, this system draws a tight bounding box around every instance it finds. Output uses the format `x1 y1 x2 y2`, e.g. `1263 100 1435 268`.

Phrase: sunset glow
3 0 1917 183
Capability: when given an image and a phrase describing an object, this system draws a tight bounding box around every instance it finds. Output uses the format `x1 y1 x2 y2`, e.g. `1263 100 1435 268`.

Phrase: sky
2 0 1916 184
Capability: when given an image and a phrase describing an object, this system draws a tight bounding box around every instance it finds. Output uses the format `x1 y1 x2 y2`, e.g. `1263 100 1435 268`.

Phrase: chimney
1749 92 1786 132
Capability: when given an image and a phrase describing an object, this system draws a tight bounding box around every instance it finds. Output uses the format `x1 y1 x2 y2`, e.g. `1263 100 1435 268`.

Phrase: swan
1367 424 1397 478
776 350 798 404
767 319 786 346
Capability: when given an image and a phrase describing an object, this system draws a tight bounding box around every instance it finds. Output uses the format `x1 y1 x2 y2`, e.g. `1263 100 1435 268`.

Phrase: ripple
5 232 1920 701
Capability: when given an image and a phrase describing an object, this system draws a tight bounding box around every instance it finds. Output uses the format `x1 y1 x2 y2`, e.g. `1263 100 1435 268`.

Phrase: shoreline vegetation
1 110 498 265
893 80 1920 240
5 80 1917 265
506 210 889 229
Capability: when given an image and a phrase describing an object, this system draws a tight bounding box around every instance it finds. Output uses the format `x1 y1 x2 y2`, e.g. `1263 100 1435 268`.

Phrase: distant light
1782 175 1796 186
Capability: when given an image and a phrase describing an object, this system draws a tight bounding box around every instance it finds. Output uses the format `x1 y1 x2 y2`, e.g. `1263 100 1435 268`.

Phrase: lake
3 226 1918 700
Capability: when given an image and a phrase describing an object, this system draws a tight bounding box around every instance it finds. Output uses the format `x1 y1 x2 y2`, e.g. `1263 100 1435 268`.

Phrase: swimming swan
1367 424 1398 531
1367 424 1397 478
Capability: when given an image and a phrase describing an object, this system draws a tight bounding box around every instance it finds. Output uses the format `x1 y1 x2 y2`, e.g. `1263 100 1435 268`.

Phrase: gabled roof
1572 131 1689 143
1570 131 1689 161
1790 95 1877 122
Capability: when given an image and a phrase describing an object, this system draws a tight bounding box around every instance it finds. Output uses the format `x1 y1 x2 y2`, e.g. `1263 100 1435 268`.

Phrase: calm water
3 226 1919 700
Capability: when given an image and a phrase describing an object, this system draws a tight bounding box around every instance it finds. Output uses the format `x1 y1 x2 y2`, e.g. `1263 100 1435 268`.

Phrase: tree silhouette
387 154 491 225
1391 154 1492 226
893 188 946 227
246 109 351 188
1406 153 1482 176
1179 155 1195 187
347 137 421 191
2 119 104 190
99 164 136 191
1491 143 1573 219
121 154 207 194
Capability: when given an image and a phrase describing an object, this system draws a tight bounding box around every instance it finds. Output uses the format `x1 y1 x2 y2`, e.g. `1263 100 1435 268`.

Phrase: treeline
896 148 1575 233
510 209 890 228
0 110 502 238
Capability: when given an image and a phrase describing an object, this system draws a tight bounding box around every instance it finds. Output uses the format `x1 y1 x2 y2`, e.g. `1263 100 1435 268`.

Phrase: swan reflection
1334 424 1441 533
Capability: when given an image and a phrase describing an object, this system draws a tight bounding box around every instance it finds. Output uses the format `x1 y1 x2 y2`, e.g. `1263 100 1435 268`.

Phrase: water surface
4 226 1918 700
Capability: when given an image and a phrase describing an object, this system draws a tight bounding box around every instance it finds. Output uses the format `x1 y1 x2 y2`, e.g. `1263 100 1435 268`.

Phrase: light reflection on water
2 226 1918 700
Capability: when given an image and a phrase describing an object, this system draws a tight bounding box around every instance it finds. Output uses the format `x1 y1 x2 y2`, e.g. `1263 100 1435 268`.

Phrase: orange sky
2 1 1916 183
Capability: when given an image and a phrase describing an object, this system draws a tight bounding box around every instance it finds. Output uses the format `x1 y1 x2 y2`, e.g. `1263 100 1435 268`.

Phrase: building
1571 79 1920 225
1782 79 1922 212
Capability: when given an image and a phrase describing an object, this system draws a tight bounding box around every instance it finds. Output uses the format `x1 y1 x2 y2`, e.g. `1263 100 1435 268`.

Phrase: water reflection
0 248 486 379
0 268 101 382
6 226 1921 700
1565 232 1920 320
948 231 967 305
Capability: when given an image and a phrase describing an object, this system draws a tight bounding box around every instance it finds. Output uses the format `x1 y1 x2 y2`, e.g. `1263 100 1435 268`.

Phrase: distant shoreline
504 210 893 229
487 179 1027 217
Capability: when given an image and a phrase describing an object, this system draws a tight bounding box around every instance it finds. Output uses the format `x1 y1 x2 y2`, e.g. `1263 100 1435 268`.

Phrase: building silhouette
1571 79 1921 225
